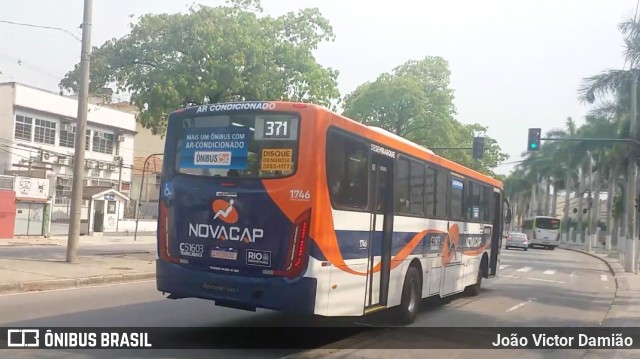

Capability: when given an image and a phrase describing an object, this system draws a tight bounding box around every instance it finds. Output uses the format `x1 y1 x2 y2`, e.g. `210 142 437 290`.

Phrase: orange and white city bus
156 101 510 324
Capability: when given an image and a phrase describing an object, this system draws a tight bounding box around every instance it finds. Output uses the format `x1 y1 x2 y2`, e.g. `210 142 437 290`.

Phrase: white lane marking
0 280 155 297
543 269 556 275
500 264 510 270
498 275 519 279
528 277 565 284
517 267 532 272
506 299 534 312
601 275 608 282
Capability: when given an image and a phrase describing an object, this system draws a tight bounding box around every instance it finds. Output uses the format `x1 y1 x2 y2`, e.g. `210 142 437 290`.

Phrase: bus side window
482 186 493 222
396 158 410 213
435 169 447 217
450 177 464 221
326 130 369 209
424 167 436 217
409 161 425 216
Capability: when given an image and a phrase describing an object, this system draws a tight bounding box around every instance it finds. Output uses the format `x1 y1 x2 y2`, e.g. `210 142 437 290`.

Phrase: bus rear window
174 113 300 178
536 218 560 230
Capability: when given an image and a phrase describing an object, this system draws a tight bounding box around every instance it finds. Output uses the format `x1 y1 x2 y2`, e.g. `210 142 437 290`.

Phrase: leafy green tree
342 56 508 176
59 0 340 134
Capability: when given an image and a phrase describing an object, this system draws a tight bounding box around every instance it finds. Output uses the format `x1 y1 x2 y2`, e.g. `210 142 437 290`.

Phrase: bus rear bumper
156 260 317 315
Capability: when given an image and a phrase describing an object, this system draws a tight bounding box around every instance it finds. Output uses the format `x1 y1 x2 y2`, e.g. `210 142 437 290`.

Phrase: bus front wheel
398 266 421 325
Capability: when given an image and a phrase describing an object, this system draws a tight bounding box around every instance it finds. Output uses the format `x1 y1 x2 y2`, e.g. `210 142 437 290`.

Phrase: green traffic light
530 143 537 149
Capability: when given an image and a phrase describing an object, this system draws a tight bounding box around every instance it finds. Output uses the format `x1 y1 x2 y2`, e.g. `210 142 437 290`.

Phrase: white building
0 82 136 236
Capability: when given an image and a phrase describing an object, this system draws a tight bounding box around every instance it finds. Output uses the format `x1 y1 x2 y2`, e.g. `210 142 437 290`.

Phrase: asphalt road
0 246 615 359
0 243 157 259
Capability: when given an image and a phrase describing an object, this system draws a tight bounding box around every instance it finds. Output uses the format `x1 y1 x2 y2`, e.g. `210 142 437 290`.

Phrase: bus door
488 191 503 277
365 151 394 311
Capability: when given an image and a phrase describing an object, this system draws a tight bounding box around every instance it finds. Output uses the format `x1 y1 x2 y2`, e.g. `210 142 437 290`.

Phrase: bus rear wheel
398 266 421 325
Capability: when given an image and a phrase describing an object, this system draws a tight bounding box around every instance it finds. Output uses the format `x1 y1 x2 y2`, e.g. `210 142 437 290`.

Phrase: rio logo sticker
188 199 264 243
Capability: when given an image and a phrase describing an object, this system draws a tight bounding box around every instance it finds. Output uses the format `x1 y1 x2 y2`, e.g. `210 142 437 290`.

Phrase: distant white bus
521 216 561 250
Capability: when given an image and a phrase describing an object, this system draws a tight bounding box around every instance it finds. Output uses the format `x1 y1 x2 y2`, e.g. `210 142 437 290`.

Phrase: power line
0 52 65 81
0 19 81 41
495 159 524 166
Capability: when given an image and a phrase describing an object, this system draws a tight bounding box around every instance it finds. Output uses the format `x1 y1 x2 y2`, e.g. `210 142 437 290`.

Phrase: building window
107 201 117 214
90 179 117 188
15 115 32 141
86 130 91 150
34 118 56 145
92 132 114 154
59 126 75 148
54 176 72 204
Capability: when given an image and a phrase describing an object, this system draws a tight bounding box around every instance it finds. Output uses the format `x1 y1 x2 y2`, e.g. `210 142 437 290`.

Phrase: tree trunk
619 168 627 238
530 182 537 217
577 165 586 243
550 181 558 217
536 178 544 215
606 166 616 250
591 171 602 248
563 172 571 237
519 193 527 228
544 180 551 216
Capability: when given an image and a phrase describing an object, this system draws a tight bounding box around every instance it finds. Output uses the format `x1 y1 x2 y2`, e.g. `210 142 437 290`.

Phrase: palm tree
577 17 640 247
545 117 584 240
578 17 640 108
503 167 532 229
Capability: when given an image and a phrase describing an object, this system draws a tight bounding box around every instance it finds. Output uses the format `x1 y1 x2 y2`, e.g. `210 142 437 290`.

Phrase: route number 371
290 190 311 201
265 120 289 137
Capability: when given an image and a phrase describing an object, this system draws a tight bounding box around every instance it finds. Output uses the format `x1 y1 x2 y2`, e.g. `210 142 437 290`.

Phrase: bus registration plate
211 250 238 260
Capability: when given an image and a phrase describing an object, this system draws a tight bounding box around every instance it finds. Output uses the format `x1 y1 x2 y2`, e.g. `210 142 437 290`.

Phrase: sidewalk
559 242 640 359
0 234 157 295
0 234 157 247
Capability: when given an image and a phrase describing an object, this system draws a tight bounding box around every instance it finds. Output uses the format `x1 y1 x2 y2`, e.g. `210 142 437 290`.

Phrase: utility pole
626 72 638 272
66 0 93 263
587 154 593 252
117 157 123 191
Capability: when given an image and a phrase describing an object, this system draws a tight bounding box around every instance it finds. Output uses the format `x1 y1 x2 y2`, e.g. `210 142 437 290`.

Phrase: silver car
505 232 529 251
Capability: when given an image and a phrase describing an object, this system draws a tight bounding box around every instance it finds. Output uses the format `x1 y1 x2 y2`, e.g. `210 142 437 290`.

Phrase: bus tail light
276 209 312 279
158 201 178 263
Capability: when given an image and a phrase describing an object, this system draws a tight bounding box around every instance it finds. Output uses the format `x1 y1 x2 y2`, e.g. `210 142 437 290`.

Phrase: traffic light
472 136 485 159
527 128 541 151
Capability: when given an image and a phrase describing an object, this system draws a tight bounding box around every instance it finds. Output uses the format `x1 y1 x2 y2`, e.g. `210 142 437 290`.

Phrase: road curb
0 272 156 295
558 245 621 314
558 245 618 280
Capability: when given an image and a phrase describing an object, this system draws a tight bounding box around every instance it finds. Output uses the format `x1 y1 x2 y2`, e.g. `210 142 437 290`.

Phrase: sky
0 0 637 176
